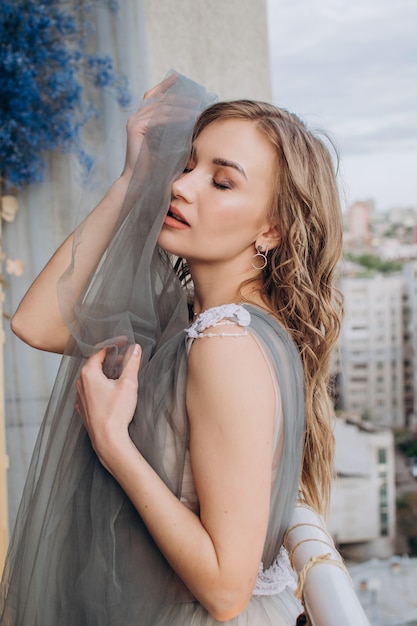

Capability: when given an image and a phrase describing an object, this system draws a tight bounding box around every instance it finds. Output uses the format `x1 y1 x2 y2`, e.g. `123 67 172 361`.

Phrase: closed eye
212 179 233 190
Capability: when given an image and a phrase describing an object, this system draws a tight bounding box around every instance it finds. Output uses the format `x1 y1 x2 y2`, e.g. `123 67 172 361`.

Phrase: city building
403 261 417 431
329 417 395 561
343 199 374 252
338 273 406 428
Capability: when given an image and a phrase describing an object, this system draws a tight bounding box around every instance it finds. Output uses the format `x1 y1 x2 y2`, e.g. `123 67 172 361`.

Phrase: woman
2 73 343 625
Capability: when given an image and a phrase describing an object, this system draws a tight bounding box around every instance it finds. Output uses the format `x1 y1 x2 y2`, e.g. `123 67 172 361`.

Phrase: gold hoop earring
251 245 268 270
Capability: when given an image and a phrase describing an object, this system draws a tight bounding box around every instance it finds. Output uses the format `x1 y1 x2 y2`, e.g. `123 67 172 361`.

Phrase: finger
95 337 131 379
88 347 109 368
143 73 178 100
81 348 109 379
74 398 82 417
127 99 199 140
75 378 86 410
74 390 85 420
120 344 142 381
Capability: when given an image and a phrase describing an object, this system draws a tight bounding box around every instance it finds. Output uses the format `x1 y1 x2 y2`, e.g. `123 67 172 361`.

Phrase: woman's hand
122 73 178 179
75 343 142 472
122 72 198 180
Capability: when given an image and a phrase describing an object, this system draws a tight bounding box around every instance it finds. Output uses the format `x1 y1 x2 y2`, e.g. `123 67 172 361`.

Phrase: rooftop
349 556 417 625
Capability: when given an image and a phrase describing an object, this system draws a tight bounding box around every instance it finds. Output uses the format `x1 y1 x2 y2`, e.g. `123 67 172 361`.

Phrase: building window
378 448 389 537
380 509 389 537
378 448 387 464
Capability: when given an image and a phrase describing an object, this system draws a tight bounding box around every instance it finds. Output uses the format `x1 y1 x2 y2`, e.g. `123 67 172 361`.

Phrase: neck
189 259 265 316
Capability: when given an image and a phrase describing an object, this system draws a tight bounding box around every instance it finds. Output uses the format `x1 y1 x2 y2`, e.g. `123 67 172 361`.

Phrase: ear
257 223 281 252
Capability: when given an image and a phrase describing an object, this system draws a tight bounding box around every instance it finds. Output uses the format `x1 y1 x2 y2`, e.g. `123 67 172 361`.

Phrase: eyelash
183 167 232 191
212 180 231 191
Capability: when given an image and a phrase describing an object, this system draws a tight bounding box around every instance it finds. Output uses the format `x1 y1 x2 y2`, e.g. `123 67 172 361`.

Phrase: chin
157 231 183 257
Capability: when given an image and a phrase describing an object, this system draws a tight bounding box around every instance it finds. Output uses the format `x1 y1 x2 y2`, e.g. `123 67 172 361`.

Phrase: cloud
267 0 417 156
339 148 417 211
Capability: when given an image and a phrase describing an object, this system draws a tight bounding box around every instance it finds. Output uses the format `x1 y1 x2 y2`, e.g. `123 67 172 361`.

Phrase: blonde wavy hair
191 101 344 515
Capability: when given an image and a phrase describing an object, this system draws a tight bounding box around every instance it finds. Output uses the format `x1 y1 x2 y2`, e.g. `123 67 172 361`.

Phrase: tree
344 252 403 274
396 431 417 459
0 0 130 192
397 492 417 555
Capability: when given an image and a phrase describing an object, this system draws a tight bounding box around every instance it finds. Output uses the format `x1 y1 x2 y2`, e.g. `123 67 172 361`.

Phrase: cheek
203 196 258 228
211 199 267 235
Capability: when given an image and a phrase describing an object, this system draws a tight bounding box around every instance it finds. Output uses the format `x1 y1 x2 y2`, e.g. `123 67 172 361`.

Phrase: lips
165 205 190 227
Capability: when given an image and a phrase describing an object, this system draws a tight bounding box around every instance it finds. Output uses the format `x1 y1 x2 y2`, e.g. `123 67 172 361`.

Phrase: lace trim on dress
184 303 251 339
252 546 297 596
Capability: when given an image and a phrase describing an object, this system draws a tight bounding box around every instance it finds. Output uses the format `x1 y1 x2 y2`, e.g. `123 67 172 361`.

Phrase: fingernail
133 344 140 356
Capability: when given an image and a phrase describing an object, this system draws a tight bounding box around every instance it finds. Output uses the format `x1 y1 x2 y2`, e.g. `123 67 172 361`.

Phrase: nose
171 170 194 202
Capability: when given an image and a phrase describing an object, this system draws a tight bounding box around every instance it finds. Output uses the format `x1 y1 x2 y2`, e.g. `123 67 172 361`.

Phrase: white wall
143 0 272 100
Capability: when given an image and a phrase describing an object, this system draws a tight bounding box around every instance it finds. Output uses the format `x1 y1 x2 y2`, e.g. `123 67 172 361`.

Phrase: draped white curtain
3 0 148 529
3 0 273 534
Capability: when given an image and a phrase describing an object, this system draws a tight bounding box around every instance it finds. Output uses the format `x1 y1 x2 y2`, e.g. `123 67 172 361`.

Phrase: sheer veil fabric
0 73 305 625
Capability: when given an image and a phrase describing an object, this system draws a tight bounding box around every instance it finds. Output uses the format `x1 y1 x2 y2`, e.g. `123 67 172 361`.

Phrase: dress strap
184 303 251 339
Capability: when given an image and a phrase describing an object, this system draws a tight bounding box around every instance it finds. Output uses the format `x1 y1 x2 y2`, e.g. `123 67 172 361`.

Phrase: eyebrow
190 147 248 180
212 158 247 180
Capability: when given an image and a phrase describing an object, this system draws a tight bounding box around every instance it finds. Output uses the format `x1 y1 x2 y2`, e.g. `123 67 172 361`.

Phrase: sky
267 0 417 212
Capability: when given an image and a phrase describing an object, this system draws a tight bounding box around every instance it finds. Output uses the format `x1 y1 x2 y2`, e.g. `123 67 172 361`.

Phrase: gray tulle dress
0 74 305 625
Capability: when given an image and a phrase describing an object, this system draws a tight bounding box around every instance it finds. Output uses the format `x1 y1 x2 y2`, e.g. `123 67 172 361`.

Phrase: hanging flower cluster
0 0 130 190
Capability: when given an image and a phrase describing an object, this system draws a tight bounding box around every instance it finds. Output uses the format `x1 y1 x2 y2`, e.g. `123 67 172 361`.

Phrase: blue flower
0 0 131 190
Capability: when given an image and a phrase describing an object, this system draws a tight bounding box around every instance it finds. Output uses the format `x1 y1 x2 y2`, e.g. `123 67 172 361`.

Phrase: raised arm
11 78 176 354
11 176 131 353
75 329 280 621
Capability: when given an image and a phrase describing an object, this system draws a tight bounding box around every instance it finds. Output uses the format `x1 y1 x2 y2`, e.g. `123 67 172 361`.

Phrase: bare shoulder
187 321 276 426
188 323 267 376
